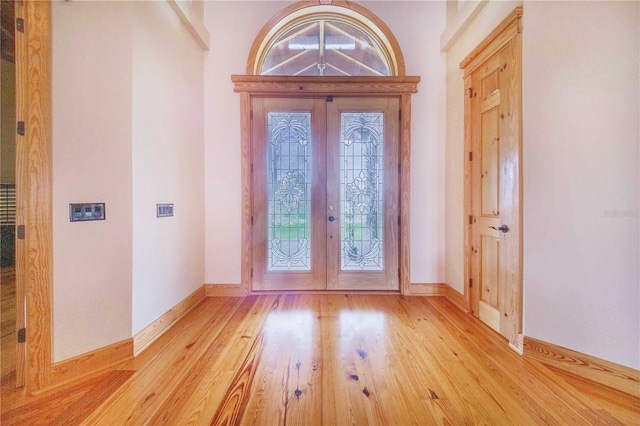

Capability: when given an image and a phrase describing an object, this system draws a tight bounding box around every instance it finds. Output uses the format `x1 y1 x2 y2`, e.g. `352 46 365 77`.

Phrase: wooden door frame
15 1 53 393
461 7 523 351
231 75 419 295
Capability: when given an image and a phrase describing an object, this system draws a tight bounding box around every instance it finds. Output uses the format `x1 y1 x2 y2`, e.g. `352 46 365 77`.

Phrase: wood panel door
467 35 522 347
251 97 399 291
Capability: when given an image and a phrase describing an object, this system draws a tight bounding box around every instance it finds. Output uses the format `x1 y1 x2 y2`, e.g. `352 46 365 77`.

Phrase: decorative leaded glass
340 112 384 270
267 112 312 271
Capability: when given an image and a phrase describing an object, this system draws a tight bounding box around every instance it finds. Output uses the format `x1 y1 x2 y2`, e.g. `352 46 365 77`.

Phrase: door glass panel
340 112 384 271
267 112 312 271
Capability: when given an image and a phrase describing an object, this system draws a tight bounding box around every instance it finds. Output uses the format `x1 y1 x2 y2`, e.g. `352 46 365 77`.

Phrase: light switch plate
157 203 174 218
69 203 105 222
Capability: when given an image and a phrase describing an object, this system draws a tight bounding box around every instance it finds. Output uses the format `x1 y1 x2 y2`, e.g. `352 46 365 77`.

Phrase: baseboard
523 336 640 397
50 339 133 388
407 283 446 296
444 285 468 312
407 283 467 311
205 283 247 297
133 285 206 356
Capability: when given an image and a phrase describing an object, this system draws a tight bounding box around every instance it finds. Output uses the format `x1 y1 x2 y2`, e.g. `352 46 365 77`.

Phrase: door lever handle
328 216 337 222
490 224 510 233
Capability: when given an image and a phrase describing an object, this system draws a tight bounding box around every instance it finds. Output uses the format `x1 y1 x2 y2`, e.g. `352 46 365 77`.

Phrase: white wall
52 2 133 361
52 0 206 360
522 1 639 369
204 1 447 286
444 0 639 369
131 1 205 335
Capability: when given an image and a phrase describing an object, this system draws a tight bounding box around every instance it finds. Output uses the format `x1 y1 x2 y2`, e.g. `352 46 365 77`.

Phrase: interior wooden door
252 97 399 291
468 39 521 342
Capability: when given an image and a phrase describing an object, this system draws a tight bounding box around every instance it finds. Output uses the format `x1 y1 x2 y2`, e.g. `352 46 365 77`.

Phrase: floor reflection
338 310 386 338
338 310 386 359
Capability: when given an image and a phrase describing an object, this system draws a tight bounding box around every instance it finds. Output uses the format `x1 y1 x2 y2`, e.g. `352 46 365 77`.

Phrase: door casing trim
461 7 523 351
15 0 54 393
231 76 420 295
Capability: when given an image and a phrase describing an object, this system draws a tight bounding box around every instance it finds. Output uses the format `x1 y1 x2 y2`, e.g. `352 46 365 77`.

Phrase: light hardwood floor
2 294 639 425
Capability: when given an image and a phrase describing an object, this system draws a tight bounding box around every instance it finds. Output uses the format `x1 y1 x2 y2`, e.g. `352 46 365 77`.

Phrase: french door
252 97 399 291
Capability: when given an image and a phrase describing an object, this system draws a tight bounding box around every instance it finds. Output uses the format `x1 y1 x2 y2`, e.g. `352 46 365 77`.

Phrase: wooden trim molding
14 0 27 389
50 339 133 390
37 285 207 392
524 337 640 398
205 284 248 297
245 0 406 76
231 76 419 95
15 0 54 394
444 285 467 312
407 283 446 296
460 6 523 73
462 72 473 317
399 93 412 295
232 76 419 295
406 284 468 312
133 286 207 356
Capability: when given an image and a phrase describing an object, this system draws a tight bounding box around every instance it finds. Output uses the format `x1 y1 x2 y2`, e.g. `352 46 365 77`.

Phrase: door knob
328 216 336 222
490 224 509 233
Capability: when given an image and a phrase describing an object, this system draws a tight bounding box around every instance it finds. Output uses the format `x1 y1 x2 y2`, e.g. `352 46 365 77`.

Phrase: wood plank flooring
2 294 639 425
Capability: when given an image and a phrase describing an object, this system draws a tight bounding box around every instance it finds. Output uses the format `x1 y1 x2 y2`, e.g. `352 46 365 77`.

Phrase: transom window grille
260 17 392 77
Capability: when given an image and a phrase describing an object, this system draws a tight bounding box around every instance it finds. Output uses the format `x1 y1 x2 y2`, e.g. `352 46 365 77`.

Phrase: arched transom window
248 3 405 76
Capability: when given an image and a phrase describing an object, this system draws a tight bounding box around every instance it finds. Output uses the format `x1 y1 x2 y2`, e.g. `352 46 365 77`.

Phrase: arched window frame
246 1 406 76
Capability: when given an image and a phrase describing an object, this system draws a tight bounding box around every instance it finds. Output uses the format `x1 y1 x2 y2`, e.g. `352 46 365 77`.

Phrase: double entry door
252 97 399 291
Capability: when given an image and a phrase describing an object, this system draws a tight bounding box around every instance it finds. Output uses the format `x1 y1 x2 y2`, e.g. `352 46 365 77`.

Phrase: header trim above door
231 76 419 95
